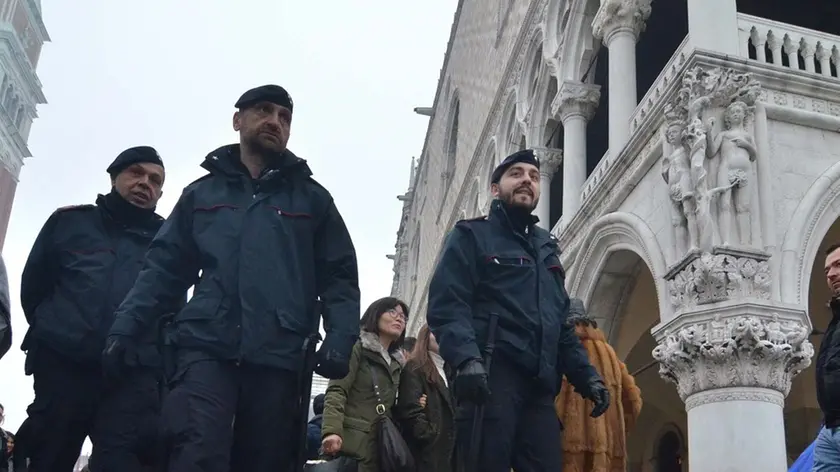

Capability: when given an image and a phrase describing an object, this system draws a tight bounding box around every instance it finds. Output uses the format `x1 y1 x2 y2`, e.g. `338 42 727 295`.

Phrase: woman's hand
322 434 343 455
419 394 428 408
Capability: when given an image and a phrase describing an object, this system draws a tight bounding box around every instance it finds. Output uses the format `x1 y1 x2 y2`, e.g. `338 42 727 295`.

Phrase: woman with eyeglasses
320 297 409 472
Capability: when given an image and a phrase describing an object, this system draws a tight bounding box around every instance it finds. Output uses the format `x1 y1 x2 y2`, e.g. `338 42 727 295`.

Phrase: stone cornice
23 0 49 40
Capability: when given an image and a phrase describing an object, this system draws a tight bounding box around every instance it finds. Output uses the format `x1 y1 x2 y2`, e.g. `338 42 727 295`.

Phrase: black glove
454 359 491 405
315 333 355 380
581 377 610 418
101 334 137 383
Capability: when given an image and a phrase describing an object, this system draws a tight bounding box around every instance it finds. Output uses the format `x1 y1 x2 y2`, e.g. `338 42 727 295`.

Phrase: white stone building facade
389 0 840 470
0 0 47 250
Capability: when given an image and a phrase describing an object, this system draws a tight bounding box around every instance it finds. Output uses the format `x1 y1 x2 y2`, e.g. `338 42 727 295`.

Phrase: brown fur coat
555 323 643 472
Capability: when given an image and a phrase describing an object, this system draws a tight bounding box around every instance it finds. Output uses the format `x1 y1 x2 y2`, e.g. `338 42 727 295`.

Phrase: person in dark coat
307 394 326 459
16 146 176 472
0 256 10 360
426 149 611 472
104 84 361 472
396 324 458 472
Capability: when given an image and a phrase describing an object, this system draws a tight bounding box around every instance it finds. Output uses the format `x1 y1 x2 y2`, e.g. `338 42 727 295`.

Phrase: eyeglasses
384 309 407 321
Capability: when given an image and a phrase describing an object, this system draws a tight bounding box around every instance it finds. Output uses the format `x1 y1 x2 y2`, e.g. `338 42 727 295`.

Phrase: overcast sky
0 0 455 439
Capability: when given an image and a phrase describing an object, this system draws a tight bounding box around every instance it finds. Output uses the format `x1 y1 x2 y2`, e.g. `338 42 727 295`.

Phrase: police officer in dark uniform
17 146 174 472
103 84 361 472
427 149 611 472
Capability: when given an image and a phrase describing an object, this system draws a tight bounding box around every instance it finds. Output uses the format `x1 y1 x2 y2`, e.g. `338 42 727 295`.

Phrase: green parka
322 331 406 472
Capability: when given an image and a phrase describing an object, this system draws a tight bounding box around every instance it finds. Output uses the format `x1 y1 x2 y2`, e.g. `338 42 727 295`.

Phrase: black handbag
370 366 416 472
304 456 359 472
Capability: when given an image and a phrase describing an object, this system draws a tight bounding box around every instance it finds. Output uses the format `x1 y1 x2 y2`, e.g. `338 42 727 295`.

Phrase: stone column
592 0 651 154
655 250 814 471
687 0 740 55
532 148 563 230
552 81 600 220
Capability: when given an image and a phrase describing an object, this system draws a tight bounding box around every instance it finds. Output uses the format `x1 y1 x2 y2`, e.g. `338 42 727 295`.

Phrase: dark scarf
99 188 158 227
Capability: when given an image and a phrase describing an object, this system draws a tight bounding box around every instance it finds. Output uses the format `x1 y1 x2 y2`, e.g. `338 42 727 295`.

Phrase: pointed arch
567 211 672 321
497 92 524 159
780 160 840 304
557 0 602 82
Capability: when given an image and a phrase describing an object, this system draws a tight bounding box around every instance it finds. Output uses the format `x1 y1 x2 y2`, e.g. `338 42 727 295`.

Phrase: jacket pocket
342 416 373 459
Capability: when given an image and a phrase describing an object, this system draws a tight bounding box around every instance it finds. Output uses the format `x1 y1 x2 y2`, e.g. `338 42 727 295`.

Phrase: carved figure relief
661 66 762 261
706 101 758 246
652 314 813 400
666 248 771 309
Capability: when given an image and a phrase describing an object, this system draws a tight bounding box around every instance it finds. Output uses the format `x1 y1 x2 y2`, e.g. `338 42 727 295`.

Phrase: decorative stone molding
665 247 771 311
652 311 813 400
533 147 563 177
592 0 653 43
551 81 600 122
684 387 784 411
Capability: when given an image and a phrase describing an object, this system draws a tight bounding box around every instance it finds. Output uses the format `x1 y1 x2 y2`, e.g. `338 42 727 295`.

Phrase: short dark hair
360 297 409 352
312 394 325 415
827 243 840 256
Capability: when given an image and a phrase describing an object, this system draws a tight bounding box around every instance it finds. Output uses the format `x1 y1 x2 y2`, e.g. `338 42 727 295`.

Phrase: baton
295 300 324 471
467 312 500 472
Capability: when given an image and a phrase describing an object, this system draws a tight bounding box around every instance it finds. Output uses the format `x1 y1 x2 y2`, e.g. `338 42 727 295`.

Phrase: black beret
490 149 540 184
235 84 294 113
106 146 164 176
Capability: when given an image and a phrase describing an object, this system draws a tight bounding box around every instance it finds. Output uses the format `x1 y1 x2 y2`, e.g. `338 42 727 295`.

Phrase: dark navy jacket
20 193 169 365
427 200 597 392
817 299 840 427
109 144 361 371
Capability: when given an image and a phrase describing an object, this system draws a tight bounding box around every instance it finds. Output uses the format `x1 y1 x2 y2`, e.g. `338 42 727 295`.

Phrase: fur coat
555 323 643 472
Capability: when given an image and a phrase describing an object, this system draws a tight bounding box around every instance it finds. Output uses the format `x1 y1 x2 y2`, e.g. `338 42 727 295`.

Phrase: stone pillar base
686 387 787 471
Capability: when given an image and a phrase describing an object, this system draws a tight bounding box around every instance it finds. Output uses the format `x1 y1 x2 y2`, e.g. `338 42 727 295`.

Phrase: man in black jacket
427 149 610 472
17 146 174 472
104 84 361 472
814 243 840 468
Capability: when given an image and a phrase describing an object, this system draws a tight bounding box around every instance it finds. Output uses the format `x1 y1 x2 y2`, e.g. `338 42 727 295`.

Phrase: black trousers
19 345 163 472
455 356 562 472
162 357 300 472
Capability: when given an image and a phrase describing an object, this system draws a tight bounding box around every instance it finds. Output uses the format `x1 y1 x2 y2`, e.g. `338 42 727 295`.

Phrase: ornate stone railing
738 13 840 79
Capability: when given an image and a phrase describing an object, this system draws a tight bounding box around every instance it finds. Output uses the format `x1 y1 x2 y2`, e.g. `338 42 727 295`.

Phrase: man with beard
103 84 360 472
17 146 176 472
426 149 611 472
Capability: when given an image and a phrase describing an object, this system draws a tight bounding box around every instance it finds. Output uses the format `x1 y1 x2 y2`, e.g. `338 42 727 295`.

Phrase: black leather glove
315 333 355 380
101 334 137 383
454 359 491 405
581 377 610 418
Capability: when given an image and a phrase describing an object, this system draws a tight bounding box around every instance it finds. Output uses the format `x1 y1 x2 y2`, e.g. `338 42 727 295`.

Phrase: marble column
552 81 600 220
592 0 651 154
532 147 563 230
653 303 814 472
687 0 739 55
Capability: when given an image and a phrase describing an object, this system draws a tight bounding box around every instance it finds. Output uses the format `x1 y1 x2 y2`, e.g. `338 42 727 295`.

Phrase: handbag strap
369 363 387 416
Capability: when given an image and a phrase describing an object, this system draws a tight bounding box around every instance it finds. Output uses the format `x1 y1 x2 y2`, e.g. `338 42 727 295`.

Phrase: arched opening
583 248 686 472
445 98 460 181
655 431 685 472
498 94 522 159
784 216 840 460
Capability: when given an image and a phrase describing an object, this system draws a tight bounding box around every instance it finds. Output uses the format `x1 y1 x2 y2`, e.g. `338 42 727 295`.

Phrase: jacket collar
200 144 313 181
360 331 406 367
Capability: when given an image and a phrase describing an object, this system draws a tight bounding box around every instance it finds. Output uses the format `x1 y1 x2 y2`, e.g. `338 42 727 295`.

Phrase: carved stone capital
551 81 600 122
533 147 563 177
592 0 652 43
652 308 814 400
665 247 771 312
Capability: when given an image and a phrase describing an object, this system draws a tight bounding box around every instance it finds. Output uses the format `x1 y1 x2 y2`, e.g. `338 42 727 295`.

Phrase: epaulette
55 204 95 213
457 215 488 224
186 173 213 187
